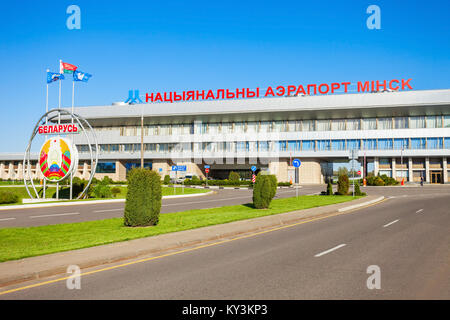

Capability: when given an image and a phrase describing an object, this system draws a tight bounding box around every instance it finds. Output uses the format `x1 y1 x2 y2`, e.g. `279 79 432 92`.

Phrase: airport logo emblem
39 137 76 182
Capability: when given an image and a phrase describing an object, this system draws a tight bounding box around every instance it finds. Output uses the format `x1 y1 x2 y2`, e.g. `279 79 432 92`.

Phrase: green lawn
0 186 209 205
0 195 359 262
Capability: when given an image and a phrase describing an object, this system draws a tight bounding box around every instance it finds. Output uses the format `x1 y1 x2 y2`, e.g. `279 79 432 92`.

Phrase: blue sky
0 0 449 152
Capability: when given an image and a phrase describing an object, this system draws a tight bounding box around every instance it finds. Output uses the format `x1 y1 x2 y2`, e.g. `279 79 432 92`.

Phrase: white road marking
416 209 424 213
383 219 399 228
314 244 346 257
0 217 16 221
29 212 80 219
93 208 123 213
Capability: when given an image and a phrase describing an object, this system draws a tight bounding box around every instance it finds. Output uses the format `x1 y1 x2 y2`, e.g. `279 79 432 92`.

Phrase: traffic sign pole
251 166 257 187
293 159 301 198
205 166 210 187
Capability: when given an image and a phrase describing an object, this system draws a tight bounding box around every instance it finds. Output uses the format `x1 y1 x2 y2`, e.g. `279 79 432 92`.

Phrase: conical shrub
124 168 162 227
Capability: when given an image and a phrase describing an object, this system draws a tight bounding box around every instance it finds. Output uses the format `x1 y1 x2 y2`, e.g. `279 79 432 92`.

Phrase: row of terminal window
77 137 450 153
91 116 450 136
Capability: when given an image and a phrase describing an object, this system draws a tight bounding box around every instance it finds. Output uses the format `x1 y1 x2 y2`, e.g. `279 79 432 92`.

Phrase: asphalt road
0 186 326 228
0 184 448 228
1 188 449 299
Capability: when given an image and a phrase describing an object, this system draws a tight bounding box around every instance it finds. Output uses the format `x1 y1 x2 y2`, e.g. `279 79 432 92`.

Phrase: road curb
0 191 213 211
0 195 382 289
337 196 385 212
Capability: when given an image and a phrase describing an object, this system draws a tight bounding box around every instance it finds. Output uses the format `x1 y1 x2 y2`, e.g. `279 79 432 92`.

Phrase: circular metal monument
23 109 98 200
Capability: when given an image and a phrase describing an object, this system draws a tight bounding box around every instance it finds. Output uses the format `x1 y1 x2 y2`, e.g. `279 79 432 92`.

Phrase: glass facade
112 115 448 137
80 136 447 154
80 115 448 155
96 162 116 173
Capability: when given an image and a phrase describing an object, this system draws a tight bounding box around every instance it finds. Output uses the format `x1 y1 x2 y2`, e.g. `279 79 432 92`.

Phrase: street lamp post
140 108 144 169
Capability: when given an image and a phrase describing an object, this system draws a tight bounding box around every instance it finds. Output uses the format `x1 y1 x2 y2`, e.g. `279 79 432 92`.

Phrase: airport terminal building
1 88 449 184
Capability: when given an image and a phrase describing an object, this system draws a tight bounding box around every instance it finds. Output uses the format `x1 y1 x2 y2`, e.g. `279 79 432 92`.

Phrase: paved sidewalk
0 195 383 287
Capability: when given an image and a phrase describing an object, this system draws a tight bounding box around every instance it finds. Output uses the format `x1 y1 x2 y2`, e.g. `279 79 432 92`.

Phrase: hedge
0 190 19 204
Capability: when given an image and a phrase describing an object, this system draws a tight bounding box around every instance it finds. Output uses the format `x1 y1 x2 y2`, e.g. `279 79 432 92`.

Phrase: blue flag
47 71 64 84
73 70 92 82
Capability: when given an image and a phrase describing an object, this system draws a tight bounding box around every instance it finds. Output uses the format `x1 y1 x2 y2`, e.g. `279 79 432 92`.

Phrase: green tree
337 174 350 195
228 171 240 185
228 171 240 181
102 176 113 185
124 168 162 227
337 167 348 177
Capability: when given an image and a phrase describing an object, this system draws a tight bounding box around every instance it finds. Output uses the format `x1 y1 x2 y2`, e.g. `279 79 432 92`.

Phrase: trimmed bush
354 182 366 196
374 176 385 186
192 175 200 184
253 174 275 209
124 168 162 227
0 190 19 204
267 175 277 199
111 187 121 198
163 175 171 185
379 174 398 186
337 174 350 195
326 181 333 195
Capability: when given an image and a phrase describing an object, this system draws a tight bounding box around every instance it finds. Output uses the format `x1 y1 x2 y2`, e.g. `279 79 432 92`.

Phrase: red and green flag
60 61 78 74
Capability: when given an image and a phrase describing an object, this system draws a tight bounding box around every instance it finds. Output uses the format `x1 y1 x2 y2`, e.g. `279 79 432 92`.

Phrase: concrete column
178 162 205 179
296 159 322 184
152 160 171 179
82 162 89 180
116 160 127 181
392 158 396 179
269 160 289 182
443 157 448 183
374 157 379 176
425 157 430 182
8 163 14 180
408 157 413 182
0 163 5 180
17 163 23 180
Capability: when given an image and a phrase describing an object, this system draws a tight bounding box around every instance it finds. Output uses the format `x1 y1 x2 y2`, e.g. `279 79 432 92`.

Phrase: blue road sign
159 168 162 172
172 165 187 171
251 166 257 172
204 165 210 169
293 159 301 168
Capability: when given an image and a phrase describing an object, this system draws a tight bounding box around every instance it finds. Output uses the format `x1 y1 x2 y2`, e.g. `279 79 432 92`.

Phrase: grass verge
0 195 360 262
0 186 208 206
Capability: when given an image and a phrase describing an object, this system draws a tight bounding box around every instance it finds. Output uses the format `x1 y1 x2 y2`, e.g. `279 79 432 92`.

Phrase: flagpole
59 60 62 109
43 69 49 199
69 80 75 200
56 60 62 200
